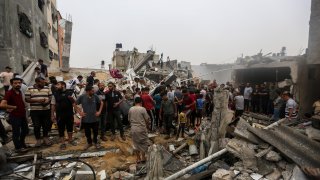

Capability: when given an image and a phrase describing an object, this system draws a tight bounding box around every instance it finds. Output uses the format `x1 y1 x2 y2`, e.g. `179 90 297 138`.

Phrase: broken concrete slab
306 126 320 141
265 168 282 180
234 118 262 144
226 138 257 170
250 173 263 180
212 168 233 180
265 151 282 162
255 146 273 158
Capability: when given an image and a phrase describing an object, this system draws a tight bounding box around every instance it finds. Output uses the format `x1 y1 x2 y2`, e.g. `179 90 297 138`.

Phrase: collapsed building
111 45 192 84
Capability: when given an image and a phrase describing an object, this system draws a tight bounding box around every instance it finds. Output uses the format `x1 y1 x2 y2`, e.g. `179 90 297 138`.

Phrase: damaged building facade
0 0 49 73
192 63 233 84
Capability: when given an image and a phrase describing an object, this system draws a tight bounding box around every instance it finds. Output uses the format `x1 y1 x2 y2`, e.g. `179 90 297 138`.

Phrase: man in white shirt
234 92 244 118
243 83 253 112
282 91 298 121
0 66 14 92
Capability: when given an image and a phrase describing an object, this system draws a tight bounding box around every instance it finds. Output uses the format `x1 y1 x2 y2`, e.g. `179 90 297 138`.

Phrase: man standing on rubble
96 83 107 141
86 71 96 87
282 91 298 121
243 83 253 112
76 86 104 150
105 82 126 141
128 97 150 163
160 93 177 139
0 66 14 92
25 77 52 147
259 84 269 114
0 77 28 153
51 81 78 150
140 87 155 131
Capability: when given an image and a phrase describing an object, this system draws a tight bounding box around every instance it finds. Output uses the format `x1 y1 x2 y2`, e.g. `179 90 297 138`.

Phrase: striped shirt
285 98 298 119
25 86 52 110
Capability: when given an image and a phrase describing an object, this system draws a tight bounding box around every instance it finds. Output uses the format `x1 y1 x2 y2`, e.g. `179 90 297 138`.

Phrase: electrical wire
0 157 96 180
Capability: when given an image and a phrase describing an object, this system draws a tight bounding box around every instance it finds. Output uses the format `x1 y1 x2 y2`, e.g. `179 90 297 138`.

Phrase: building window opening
40 32 48 48
37 0 45 12
18 13 33 38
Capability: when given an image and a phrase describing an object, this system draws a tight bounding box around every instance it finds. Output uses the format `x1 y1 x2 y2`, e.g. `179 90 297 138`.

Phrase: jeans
176 123 185 138
272 108 280 121
98 113 107 136
82 122 99 144
163 114 176 135
147 109 155 131
109 110 124 136
30 110 50 139
9 117 29 149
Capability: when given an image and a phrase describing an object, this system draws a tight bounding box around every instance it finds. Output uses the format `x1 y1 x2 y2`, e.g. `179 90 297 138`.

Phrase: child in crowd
176 110 187 139
196 94 204 126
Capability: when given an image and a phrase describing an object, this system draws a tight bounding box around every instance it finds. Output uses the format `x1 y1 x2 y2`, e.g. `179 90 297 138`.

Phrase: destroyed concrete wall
60 19 72 72
192 64 233 84
298 0 320 114
0 0 49 74
307 0 320 65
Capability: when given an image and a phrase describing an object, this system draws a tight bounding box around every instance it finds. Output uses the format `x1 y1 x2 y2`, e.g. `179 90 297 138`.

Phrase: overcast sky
57 0 311 68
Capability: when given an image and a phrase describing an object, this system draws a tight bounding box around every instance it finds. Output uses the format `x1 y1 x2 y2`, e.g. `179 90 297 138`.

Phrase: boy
176 110 187 139
196 94 204 126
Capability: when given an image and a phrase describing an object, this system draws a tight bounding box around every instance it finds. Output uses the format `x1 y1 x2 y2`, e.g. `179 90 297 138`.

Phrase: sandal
60 143 66 150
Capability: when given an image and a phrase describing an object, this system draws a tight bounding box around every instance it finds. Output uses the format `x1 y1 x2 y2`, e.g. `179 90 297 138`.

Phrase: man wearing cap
0 66 14 92
0 77 28 153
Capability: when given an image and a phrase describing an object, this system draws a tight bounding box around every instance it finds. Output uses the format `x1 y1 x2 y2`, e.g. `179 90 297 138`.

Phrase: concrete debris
265 151 282 162
234 118 262 144
250 173 263 180
291 166 309 180
265 168 282 180
212 168 233 180
97 170 107 180
145 145 164 180
255 146 273 158
226 138 257 170
306 126 320 141
112 171 134 180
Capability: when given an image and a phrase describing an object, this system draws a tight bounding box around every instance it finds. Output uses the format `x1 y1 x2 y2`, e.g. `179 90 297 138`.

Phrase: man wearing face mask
25 77 52 147
0 77 28 153
51 81 79 150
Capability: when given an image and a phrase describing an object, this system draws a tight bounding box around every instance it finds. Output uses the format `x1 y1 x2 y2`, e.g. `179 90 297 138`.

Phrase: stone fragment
265 151 282 162
212 169 233 180
265 168 282 180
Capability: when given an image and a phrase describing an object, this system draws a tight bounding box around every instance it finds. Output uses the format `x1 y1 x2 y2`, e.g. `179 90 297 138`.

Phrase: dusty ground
5 124 180 177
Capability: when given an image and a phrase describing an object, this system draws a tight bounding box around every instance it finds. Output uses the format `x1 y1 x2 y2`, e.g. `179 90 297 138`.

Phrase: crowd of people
0 62 312 163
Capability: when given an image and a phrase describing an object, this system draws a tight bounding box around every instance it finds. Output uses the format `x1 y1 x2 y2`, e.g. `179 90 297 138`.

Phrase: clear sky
57 0 311 68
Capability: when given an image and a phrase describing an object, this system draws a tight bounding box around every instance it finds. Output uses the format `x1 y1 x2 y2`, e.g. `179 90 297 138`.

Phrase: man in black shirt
105 82 125 141
86 71 95 87
51 81 78 150
259 84 269 114
38 59 48 77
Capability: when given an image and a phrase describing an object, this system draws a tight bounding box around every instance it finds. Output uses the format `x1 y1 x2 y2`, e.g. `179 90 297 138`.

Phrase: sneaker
110 135 115 141
60 143 67 150
120 135 126 141
95 143 102 149
83 144 92 151
100 136 108 141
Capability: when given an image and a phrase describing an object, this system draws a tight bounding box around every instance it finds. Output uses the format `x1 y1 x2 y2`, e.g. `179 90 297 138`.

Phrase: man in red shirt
0 77 28 153
140 87 155 131
182 89 196 128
